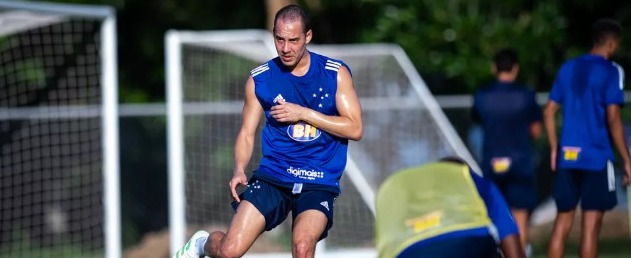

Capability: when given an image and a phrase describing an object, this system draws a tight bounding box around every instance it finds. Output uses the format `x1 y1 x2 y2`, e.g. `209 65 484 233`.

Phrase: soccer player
544 19 631 258
375 157 525 258
472 48 542 252
172 4 363 258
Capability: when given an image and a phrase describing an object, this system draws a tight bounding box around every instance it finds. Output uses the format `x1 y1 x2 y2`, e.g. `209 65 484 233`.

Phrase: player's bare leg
291 210 328 258
205 200 265 258
511 209 529 253
547 210 575 258
579 210 604 258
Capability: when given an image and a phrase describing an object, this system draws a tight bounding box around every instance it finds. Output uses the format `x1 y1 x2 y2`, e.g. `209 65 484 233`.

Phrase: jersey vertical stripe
613 62 625 90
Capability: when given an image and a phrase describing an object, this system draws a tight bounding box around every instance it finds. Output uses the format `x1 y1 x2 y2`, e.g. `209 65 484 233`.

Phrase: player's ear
513 64 520 74
305 29 312 44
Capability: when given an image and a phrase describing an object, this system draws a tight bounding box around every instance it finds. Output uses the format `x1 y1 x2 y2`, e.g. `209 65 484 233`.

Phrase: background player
543 18 631 258
375 156 525 258
472 48 542 252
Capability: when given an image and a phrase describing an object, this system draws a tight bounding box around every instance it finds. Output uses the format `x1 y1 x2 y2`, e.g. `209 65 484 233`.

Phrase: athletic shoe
172 230 210 258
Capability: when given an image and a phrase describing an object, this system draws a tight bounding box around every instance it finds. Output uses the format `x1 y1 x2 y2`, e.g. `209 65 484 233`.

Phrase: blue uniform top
251 51 350 193
472 82 541 174
399 168 519 255
549 54 625 170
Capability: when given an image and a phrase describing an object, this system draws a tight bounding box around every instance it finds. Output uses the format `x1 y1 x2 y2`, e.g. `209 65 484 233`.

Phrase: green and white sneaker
172 230 209 258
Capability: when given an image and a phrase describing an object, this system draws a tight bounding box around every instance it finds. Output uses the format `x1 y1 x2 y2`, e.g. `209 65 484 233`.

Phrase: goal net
0 1 119 258
166 29 478 257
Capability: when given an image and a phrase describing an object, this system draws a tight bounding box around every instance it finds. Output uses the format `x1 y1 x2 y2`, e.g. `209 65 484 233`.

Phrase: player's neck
496 73 516 83
290 51 311 77
590 47 610 60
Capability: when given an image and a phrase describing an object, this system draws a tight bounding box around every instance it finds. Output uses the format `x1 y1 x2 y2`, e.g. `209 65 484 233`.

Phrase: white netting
0 3 115 258
168 30 476 257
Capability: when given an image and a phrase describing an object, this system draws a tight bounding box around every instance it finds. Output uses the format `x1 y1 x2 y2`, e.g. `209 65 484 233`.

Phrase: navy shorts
232 178 337 240
553 166 617 211
484 168 538 210
397 235 497 258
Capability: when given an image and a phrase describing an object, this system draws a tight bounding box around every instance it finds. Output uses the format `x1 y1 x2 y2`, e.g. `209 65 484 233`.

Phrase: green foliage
360 0 571 92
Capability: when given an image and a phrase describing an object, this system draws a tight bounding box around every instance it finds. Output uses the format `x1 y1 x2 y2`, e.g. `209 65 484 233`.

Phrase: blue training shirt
251 51 350 192
550 54 625 171
472 82 541 174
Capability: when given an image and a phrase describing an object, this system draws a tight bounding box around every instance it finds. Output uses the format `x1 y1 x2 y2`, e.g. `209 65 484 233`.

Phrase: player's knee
292 238 316 258
206 231 225 254
217 242 245 258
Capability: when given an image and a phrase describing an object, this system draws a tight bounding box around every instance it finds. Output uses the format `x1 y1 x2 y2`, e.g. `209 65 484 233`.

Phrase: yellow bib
375 162 492 258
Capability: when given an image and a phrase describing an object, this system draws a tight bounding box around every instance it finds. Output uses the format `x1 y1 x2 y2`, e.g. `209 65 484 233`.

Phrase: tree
359 0 570 93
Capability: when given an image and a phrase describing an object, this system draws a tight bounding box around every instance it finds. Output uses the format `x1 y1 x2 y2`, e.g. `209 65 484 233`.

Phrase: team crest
287 122 321 142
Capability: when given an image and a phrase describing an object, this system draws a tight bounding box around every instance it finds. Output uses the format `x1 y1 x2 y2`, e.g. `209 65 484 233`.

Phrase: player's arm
469 171 524 257
271 66 363 141
500 235 526 258
231 76 263 202
606 104 631 185
543 101 560 171
529 121 542 140
529 92 543 140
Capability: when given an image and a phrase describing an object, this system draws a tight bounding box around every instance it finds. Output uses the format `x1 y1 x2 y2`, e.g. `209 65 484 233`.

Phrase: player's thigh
553 169 581 211
504 174 538 210
292 190 337 241
580 168 617 211
233 179 293 231
221 200 266 256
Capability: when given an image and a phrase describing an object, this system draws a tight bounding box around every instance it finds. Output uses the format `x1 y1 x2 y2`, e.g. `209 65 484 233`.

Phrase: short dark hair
592 19 622 45
493 48 518 73
273 4 311 34
439 156 467 165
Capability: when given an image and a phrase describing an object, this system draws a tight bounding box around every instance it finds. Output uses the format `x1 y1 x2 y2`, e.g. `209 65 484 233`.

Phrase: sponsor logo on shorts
286 166 325 180
320 201 329 211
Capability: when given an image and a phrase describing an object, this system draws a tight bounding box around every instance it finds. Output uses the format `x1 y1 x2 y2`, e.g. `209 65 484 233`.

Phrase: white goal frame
166 29 479 257
0 1 120 258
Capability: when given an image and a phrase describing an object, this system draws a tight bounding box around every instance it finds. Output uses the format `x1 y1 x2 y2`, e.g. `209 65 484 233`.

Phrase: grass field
530 239 631 258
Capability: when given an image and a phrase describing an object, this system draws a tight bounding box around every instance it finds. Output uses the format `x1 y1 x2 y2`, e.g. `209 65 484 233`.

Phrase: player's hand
270 99 306 123
229 171 248 202
550 148 557 172
623 161 631 186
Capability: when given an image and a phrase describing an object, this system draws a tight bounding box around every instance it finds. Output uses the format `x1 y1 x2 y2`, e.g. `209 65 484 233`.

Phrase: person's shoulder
608 60 624 74
310 51 350 73
512 83 536 94
250 58 279 79
474 82 498 95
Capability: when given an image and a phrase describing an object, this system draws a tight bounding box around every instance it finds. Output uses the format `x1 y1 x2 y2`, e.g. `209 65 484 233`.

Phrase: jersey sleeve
470 171 519 240
549 66 567 104
605 63 625 106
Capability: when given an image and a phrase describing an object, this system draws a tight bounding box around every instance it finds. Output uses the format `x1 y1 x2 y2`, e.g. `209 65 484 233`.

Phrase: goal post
0 1 119 258
165 29 478 257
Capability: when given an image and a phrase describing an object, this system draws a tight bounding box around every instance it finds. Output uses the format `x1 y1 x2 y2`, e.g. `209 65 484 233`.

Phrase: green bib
376 162 492 258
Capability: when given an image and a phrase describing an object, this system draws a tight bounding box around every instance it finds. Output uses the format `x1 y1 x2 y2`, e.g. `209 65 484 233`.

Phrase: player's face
274 19 312 68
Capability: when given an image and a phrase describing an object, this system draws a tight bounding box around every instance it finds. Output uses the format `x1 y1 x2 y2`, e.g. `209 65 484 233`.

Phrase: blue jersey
472 82 541 174
251 51 350 191
550 54 625 170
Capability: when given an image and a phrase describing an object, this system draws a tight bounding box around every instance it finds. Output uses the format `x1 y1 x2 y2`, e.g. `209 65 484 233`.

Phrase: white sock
196 237 208 256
